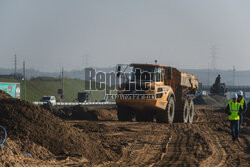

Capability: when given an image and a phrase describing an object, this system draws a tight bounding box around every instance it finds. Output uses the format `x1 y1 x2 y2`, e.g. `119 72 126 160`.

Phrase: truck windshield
130 66 162 82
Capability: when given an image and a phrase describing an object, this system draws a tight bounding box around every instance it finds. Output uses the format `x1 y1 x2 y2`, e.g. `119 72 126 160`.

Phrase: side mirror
167 68 172 80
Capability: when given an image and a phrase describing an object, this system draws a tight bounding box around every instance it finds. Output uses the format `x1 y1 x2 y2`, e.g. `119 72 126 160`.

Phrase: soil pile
0 90 12 99
0 98 110 163
0 138 54 166
54 106 117 121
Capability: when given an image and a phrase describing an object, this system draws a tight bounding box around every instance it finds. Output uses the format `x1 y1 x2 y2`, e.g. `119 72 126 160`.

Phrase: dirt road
1 102 250 166
68 107 250 166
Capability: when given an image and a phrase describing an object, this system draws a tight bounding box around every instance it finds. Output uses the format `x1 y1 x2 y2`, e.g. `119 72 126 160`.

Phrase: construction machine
116 63 198 123
210 74 227 95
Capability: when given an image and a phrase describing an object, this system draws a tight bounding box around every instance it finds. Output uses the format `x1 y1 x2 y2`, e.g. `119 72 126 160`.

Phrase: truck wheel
117 107 133 121
156 97 175 123
182 99 189 123
166 97 175 123
174 99 189 123
188 100 194 124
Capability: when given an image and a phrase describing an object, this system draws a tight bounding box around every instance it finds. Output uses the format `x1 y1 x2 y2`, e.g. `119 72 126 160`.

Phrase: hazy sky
0 0 250 72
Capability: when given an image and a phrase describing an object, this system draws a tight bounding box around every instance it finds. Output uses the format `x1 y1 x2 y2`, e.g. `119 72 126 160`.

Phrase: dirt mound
54 106 117 121
194 94 227 107
0 138 91 167
0 90 12 99
0 98 110 163
210 94 228 105
0 138 54 166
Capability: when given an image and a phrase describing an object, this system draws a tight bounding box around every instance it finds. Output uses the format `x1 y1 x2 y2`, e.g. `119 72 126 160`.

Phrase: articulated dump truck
116 63 198 123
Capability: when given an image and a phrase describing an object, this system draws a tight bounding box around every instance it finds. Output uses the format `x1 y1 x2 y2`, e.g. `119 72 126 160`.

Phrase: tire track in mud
100 123 172 166
99 122 214 167
196 125 227 167
90 108 249 166
197 109 249 167
195 110 235 167
160 124 187 166
156 123 211 166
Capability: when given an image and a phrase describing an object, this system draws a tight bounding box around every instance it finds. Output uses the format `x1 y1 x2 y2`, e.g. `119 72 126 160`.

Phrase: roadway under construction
0 89 250 166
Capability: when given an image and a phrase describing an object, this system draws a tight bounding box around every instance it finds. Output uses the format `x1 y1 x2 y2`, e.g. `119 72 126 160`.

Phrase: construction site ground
0 94 250 166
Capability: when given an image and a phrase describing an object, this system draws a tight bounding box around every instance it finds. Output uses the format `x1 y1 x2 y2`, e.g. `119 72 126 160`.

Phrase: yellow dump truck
116 63 198 123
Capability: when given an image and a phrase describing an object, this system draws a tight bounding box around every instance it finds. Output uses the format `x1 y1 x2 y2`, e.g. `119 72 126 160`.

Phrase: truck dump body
163 67 198 99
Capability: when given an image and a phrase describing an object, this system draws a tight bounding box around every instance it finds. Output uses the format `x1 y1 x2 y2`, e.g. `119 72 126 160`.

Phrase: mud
69 108 250 167
0 98 111 166
0 90 12 99
0 96 250 166
52 105 117 121
193 94 228 107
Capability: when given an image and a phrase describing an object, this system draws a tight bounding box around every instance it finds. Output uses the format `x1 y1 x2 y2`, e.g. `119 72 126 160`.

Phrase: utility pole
85 55 88 68
233 66 236 86
14 54 17 79
207 63 210 86
62 67 64 101
85 54 91 101
210 46 218 71
23 61 26 100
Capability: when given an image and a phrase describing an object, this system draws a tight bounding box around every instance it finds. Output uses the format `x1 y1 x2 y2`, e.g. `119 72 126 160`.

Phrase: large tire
117 107 134 121
182 99 189 123
174 99 189 123
188 100 195 124
156 97 175 123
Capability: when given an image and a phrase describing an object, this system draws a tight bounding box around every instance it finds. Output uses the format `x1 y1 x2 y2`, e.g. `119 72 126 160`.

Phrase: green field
0 77 110 102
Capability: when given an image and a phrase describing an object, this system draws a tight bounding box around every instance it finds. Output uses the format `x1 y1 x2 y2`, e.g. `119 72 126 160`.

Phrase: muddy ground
68 107 250 167
0 95 250 166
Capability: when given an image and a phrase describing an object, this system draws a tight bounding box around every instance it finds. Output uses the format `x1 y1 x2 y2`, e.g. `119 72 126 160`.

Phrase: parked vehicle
77 92 91 102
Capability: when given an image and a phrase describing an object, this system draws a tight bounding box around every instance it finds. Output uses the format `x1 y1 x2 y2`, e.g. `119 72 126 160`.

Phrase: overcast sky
0 0 250 72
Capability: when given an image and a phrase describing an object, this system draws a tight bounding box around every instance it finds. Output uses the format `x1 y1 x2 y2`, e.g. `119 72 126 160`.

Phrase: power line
207 63 210 86
23 61 26 100
62 67 64 101
210 46 218 70
14 54 17 78
233 66 236 86
85 55 88 68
